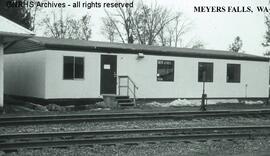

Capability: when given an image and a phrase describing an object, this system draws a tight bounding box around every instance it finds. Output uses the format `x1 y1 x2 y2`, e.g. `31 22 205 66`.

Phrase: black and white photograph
0 0 270 155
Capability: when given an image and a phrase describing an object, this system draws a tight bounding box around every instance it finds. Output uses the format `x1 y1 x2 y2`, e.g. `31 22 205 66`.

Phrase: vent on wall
137 52 144 59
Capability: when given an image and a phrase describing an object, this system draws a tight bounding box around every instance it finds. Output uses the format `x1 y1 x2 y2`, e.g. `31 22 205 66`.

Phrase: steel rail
2 109 269 120
1 125 270 139
0 126 270 150
0 109 270 126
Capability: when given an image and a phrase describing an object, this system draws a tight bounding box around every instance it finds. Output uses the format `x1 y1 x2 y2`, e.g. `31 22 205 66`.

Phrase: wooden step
117 99 132 103
118 102 135 107
115 95 134 107
115 96 130 100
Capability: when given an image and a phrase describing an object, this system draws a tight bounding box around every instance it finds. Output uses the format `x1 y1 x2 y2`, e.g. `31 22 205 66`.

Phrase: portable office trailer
4 37 270 104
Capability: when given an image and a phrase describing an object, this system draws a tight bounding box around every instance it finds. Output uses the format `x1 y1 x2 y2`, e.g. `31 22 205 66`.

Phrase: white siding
0 43 3 107
4 51 46 98
45 50 101 99
44 50 269 99
117 54 269 98
5 49 269 99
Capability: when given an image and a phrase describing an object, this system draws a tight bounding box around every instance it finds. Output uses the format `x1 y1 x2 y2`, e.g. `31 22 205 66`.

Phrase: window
227 64 240 83
198 62 213 82
157 60 174 81
63 56 84 79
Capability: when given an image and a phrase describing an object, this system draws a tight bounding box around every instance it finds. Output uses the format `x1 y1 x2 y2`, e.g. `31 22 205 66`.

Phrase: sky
35 0 269 56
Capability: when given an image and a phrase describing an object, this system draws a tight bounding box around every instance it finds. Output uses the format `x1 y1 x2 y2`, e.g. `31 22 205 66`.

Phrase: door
100 55 117 94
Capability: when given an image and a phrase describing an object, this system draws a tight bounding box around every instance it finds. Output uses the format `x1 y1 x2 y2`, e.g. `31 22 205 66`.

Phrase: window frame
156 60 175 82
226 63 241 83
198 62 214 82
63 56 85 80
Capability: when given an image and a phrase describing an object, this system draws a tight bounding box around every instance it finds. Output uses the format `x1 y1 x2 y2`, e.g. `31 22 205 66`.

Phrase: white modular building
3 37 270 104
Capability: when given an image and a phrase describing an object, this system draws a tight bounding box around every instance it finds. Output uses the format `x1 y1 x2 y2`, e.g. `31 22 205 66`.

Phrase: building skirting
5 95 269 106
5 95 102 106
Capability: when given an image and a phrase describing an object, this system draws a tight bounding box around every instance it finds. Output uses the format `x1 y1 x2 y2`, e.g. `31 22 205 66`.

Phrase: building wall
45 50 101 99
117 54 269 98
4 51 46 98
4 50 269 100
0 42 3 107
44 50 269 99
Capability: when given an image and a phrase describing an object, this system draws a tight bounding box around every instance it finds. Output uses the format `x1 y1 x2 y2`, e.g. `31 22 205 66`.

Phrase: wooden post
0 38 3 112
127 78 129 96
118 76 120 95
200 71 206 111
134 85 136 106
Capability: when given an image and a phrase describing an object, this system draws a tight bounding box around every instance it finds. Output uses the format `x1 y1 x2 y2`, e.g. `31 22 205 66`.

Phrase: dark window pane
198 62 213 82
64 56 74 79
227 64 240 83
157 60 174 81
75 57 84 79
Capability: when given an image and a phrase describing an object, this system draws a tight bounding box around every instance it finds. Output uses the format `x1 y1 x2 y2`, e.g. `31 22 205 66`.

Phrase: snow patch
169 99 199 107
207 99 238 105
145 98 264 107
167 99 239 107
146 101 167 107
145 99 200 107
243 100 264 105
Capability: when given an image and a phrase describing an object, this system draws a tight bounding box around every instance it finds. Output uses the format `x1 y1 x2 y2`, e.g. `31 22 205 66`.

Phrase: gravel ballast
1 137 270 156
1 116 270 134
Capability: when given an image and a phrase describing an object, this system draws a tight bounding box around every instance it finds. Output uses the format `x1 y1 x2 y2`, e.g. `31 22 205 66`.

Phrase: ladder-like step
117 99 132 103
116 96 134 107
115 96 129 100
118 102 134 107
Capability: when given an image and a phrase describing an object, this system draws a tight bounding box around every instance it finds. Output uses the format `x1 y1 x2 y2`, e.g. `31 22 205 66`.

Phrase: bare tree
102 17 117 42
102 1 177 45
80 15 92 40
42 9 69 39
133 2 176 45
103 1 135 44
158 12 191 47
173 13 191 47
158 28 167 46
41 9 92 40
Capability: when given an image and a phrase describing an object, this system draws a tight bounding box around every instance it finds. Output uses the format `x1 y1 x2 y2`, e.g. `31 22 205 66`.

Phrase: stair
115 96 135 107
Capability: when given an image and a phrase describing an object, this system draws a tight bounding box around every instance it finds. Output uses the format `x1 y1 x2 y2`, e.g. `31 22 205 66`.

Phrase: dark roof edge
5 39 270 62
44 44 270 62
0 31 34 37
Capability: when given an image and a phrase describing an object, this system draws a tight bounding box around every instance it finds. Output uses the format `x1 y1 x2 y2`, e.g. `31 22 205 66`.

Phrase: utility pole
0 38 3 113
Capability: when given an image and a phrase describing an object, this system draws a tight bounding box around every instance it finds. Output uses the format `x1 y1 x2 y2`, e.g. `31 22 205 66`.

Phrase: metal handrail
118 75 138 105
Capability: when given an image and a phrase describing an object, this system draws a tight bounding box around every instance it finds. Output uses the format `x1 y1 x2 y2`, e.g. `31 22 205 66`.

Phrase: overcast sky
35 0 269 56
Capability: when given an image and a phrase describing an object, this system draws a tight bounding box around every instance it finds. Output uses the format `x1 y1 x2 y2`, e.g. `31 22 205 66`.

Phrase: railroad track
0 125 270 151
0 109 270 126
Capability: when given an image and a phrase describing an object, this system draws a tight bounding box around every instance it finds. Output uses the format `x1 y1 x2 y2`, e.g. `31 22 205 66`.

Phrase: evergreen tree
262 15 270 56
0 0 33 30
229 36 243 52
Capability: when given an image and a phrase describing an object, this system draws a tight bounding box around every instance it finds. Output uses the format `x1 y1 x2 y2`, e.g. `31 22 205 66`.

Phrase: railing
118 75 139 105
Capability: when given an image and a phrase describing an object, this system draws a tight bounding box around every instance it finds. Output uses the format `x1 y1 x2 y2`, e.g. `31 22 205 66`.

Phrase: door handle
113 72 117 77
